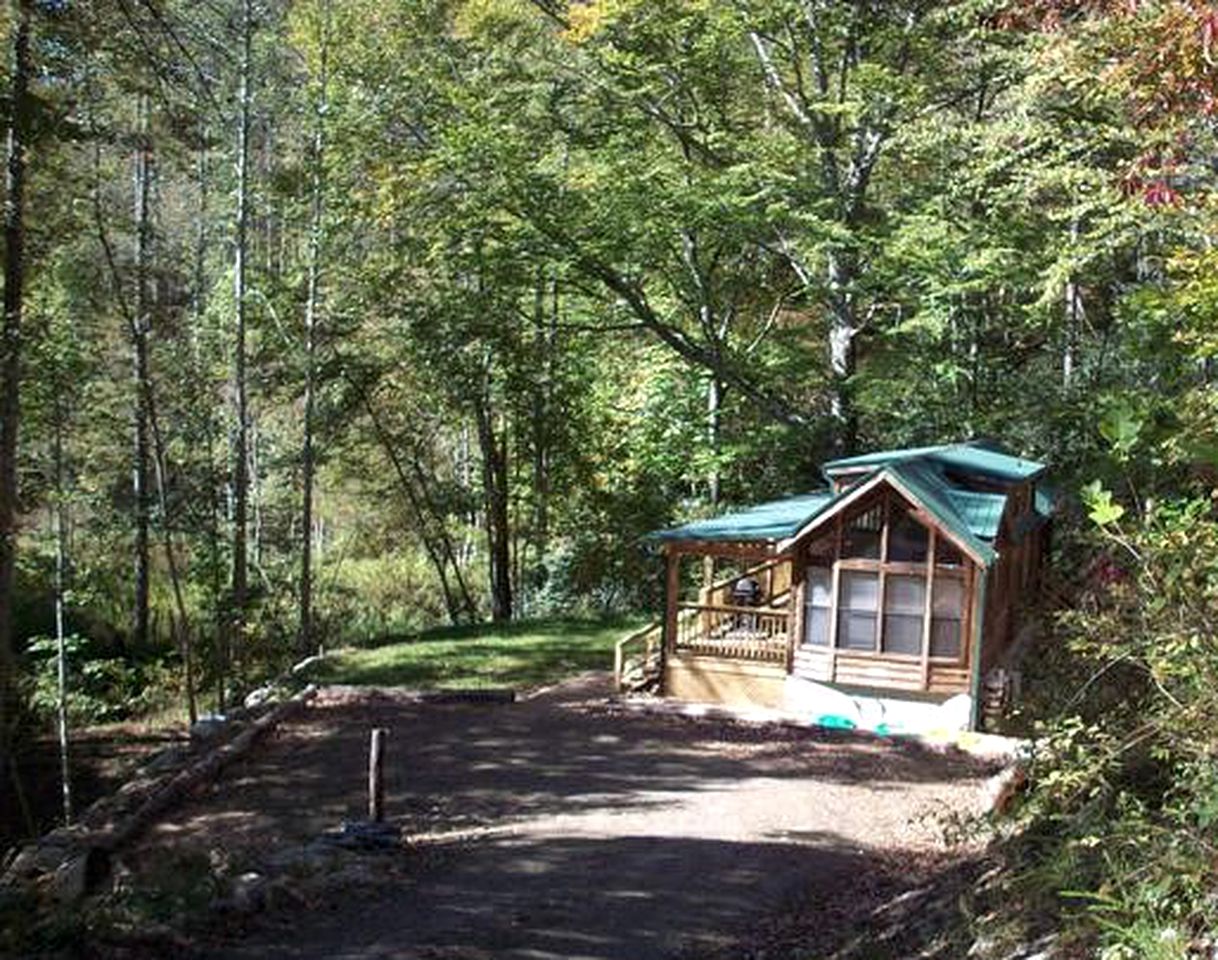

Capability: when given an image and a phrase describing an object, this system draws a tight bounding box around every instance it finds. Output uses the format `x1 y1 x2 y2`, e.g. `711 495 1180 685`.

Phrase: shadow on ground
119 685 991 960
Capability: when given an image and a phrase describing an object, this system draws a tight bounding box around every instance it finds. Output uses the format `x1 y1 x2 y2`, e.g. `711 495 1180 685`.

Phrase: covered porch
615 494 826 705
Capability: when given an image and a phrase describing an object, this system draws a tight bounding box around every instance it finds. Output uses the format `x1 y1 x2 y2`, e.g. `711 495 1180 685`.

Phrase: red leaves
1143 180 1183 206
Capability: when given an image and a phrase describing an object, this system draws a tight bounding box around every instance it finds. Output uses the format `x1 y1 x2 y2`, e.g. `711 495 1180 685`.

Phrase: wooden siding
792 646 971 696
664 654 787 709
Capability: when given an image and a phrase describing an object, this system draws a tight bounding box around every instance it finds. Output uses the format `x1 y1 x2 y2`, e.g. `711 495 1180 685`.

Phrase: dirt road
131 675 990 959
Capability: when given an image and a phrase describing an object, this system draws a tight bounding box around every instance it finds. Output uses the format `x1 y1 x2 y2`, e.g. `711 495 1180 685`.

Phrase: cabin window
838 571 879 650
930 576 965 659
882 575 925 655
886 506 929 563
841 505 882 560
936 540 964 567
804 567 832 645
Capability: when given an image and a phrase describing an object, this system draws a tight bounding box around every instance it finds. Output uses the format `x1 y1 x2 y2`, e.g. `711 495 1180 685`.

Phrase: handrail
678 602 789 616
614 621 664 692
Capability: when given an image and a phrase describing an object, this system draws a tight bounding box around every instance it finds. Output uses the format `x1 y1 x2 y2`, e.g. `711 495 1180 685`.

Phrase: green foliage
1080 480 1125 526
23 635 177 725
304 616 642 690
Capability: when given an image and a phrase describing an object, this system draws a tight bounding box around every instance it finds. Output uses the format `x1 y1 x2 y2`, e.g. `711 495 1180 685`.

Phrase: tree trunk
0 1 31 779
194 137 226 713
349 373 471 625
474 384 512 623
145 385 198 725
703 374 722 590
229 0 253 684
826 251 858 452
529 272 555 591
132 93 152 649
52 402 72 826
299 0 330 655
1063 217 1083 393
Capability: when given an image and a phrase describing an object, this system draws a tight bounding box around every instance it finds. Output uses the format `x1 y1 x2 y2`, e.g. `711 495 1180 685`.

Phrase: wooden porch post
788 552 805 674
664 547 680 655
920 530 936 691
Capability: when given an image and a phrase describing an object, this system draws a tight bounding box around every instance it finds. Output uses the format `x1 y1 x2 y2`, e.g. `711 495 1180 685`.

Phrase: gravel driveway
131 674 991 960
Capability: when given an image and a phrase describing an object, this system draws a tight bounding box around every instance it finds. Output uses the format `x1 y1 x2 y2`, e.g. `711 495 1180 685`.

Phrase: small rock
983 764 1028 816
190 714 229 742
50 853 90 904
318 820 401 852
231 871 267 913
47 848 107 904
244 686 276 709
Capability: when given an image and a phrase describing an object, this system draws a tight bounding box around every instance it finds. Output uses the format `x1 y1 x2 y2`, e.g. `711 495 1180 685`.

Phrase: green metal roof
824 440 1046 484
649 491 836 543
650 442 1048 568
885 460 1000 565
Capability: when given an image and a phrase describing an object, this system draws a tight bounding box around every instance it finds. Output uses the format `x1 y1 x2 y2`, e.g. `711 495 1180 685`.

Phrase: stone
49 853 90 904
983 764 1028 816
190 714 229 742
318 819 401 852
230 871 267 913
243 685 276 709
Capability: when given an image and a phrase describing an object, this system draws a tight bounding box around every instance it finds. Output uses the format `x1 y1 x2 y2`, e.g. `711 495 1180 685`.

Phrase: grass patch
304 616 646 690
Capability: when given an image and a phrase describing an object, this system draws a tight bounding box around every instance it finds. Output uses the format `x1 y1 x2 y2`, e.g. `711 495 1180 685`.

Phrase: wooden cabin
616 442 1052 734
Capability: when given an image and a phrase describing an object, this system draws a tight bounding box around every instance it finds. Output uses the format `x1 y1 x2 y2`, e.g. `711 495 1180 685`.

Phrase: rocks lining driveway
127 674 993 959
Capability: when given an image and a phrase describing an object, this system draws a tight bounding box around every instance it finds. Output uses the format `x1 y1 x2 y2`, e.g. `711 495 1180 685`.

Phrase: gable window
887 506 929 563
842 505 882 559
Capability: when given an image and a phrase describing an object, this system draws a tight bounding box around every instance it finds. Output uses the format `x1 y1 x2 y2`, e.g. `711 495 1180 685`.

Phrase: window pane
883 614 922 655
884 575 925 615
933 577 965 617
936 540 963 567
806 568 831 607
842 505 882 559
806 608 830 646
930 618 962 659
841 571 879 610
807 534 836 564
838 611 876 650
887 508 929 563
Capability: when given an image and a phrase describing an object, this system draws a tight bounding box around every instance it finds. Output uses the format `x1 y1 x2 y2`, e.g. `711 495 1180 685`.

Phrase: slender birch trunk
229 0 254 694
299 0 331 655
132 93 152 649
52 402 71 825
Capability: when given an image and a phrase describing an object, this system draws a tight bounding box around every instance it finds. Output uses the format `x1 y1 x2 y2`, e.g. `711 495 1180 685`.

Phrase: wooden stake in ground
368 728 387 822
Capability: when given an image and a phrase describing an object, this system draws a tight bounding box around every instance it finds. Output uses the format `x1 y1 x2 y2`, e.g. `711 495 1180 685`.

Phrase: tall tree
131 93 152 648
297 0 330 655
0 0 32 780
229 0 254 692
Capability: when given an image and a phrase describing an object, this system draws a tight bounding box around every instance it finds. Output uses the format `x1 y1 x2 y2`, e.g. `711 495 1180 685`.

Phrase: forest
1 0 1218 955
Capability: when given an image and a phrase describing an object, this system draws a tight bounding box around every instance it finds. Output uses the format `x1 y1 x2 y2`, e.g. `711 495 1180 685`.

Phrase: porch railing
674 602 790 662
614 621 664 693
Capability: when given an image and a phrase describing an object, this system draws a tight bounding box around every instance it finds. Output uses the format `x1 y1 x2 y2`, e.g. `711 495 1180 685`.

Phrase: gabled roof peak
822 440 1045 485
